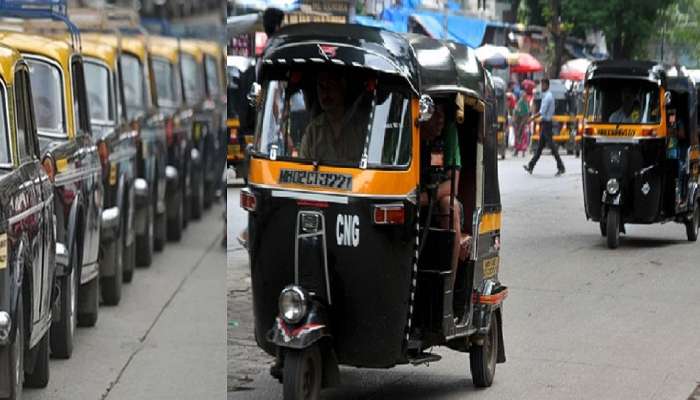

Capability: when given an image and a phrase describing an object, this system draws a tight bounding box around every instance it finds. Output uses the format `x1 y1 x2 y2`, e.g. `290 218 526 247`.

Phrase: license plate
483 256 499 279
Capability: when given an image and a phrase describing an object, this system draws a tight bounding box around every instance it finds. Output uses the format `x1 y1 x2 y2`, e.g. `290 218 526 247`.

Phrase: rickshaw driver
300 70 366 164
418 102 472 264
609 90 641 123
667 108 688 205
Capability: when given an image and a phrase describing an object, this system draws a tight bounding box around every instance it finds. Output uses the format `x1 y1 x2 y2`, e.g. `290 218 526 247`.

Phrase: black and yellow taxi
81 39 140 306
0 32 104 358
0 42 56 399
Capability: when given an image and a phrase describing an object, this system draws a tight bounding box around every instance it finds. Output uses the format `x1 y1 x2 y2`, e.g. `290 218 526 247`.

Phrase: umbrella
475 44 511 68
559 58 591 81
510 53 543 74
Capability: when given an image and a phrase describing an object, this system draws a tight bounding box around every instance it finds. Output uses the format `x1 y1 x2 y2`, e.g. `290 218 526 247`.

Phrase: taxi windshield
205 56 220 97
254 68 412 168
585 79 660 124
26 59 65 136
85 60 114 123
121 53 146 119
153 57 180 106
181 53 205 105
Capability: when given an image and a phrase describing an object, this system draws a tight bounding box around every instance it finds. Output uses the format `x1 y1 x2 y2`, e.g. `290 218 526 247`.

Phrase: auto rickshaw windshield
85 60 114 124
121 53 147 119
254 68 413 168
585 79 661 124
0 88 9 165
204 56 221 97
181 54 205 105
153 57 181 107
26 59 65 136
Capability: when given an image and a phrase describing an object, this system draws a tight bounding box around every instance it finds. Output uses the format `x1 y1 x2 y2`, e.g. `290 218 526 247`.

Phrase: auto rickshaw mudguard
268 298 331 350
601 191 621 206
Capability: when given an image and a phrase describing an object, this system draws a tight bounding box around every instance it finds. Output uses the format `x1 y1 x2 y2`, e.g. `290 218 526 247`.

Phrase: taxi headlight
606 178 620 195
278 286 307 324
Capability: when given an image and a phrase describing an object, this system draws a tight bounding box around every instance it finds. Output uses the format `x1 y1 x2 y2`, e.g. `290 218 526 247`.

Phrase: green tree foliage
663 0 700 65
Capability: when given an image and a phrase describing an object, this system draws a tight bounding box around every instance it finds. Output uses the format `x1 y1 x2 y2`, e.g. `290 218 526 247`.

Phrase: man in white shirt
524 79 566 176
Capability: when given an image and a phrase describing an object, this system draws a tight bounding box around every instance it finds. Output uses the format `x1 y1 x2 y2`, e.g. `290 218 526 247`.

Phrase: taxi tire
1 290 23 399
50 263 77 359
101 240 122 306
283 345 322 400
191 171 204 220
135 202 154 267
469 315 498 388
686 202 699 242
123 241 136 282
77 278 99 327
167 190 184 241
154 210 166 252
606 208 620 249
24 330 49 389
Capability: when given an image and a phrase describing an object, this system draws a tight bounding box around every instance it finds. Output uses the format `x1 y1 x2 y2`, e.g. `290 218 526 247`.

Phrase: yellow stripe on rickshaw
227 119 240 128
479 212 501 234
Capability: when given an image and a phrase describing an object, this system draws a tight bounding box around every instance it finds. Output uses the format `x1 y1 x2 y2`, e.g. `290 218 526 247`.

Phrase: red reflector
297 200 329 208
240 190 256 212
640 128 656 137
373 205 405 225
583 127 595 136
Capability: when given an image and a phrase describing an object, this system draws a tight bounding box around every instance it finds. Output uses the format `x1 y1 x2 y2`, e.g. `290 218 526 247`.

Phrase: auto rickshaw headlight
606 178 620 195
279 286 307 324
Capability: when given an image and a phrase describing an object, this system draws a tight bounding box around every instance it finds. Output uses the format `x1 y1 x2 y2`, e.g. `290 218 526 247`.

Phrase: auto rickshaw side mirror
665 91 672 105
419 94 434 122
248 83 261 108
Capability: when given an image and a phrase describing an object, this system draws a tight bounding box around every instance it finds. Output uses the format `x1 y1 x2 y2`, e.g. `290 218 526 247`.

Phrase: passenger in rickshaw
300 69 367 164
609 90 641 123
419 100 472 263
667 107 688 205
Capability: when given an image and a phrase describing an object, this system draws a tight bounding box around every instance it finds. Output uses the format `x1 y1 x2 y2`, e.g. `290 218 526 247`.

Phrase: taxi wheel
154 208 167 252
283 345 322 400
606 208 620 249
100 239 123 306
191 171 204 220
24 331 49 388
0 289 23 399
123 240 136 282
77 278 99 327
167 190 184 242
686 202 699 242
50 262 77 359
469 315 498 388
135 202 154 268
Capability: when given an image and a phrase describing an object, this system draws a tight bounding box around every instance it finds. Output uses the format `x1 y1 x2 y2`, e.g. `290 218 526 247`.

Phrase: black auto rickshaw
582 61 700 248
242 24 507 399
572 80 585 157
492 76 508 159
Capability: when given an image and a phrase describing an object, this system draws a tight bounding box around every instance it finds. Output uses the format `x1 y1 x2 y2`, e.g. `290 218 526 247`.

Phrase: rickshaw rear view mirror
248 82 261 108
665 92 672 105
419 95 434 122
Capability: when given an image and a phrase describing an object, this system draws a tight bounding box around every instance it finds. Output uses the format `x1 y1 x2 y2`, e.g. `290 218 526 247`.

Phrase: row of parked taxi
0 7 226 399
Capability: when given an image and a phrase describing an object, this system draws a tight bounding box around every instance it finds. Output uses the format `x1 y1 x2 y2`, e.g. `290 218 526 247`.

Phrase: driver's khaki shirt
300 113 365 165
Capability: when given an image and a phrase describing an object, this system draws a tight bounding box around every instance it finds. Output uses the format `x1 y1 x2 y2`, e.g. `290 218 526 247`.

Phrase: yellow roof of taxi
82 33 148 61
178 39 204 62
0 44 23 84
193 40 223 60
147 36 179 64
0 32 74 65
81 39 118 66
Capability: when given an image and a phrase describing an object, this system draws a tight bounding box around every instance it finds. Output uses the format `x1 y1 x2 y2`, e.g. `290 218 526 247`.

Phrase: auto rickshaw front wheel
686 202 700 241
283 345 322 400
469 314 498 388
606 207 621 249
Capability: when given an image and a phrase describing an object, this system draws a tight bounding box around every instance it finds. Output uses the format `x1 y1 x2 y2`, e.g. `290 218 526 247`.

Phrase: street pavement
227 155 700 400
26 200 227 400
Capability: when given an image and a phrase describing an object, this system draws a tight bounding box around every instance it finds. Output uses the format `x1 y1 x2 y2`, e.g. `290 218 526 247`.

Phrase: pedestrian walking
523 78 566 176
512 91 530 157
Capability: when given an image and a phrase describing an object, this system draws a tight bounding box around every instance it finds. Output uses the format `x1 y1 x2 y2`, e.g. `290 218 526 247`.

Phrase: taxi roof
0 44 23 85
192 39 223 60
81 39 117 67
178 39 204 62
147 35 179 64
0 31 74 68
82 33 148 62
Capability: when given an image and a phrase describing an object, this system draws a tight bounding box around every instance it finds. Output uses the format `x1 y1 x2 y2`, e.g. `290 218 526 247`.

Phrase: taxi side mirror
247 83 261 108
419 94 434 122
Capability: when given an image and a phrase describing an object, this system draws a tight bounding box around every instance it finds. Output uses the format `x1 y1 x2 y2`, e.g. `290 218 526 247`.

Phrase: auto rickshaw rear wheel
283 345 322 400
469 314 498 388
686 202 699 242
606 208 620 249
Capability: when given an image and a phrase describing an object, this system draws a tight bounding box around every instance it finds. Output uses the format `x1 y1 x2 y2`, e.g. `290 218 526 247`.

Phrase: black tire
100 239 122 306
469 314 498 388
77 277 99 327
49 262 77 359
123 240 136 282
1 292 23 399
599 219 607 237
191 170 204 220
167 190 184 241
606 207 620 249
283 345 322 400
686 202 699 242
135 197 154 267
24 330 49 388
154 206 166 252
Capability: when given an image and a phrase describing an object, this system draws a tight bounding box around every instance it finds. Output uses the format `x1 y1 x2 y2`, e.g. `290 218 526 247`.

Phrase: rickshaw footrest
409 352 442 366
